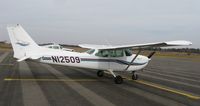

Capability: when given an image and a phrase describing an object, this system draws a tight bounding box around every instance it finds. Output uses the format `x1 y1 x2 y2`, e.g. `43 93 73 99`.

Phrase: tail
7 24 41 61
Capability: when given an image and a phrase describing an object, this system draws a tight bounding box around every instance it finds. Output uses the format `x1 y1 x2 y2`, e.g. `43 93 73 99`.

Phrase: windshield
124 49 132 56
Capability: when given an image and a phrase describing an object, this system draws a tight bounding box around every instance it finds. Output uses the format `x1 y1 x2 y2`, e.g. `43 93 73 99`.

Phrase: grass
0 43 12 52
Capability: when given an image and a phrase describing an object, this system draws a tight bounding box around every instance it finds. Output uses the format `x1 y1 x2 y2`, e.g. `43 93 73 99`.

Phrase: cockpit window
95 50 109 57
125 49 132 56
86 49 95 54
95 49 124 57
116 49 124 57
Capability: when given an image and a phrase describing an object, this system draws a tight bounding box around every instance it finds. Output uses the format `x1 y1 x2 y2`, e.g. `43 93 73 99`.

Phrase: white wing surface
79 40 192 50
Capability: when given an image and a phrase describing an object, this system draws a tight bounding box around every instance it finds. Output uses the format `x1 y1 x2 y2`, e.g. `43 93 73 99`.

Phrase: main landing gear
132 71 138 80
97 70 104 77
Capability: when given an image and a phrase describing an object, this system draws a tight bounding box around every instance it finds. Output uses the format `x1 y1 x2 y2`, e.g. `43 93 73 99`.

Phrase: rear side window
53 46 60 49
86 49 95 54
48 46 53 48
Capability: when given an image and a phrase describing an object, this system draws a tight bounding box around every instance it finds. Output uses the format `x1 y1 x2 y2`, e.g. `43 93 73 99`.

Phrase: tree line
145 48 200 54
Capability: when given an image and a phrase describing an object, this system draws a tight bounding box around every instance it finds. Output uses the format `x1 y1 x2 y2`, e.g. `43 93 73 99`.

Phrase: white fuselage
37 48 150 72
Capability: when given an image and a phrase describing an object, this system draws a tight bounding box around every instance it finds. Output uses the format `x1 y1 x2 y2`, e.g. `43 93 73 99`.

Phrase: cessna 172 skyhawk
7 24 192 84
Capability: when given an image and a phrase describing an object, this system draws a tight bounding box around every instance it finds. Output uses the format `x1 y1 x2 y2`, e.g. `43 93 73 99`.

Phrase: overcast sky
0 0 200 48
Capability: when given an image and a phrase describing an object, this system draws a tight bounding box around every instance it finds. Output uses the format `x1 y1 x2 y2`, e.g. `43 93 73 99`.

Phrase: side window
95 50 102 57
86 49 95 54
109 50 116 57
115 49 124 57
53 46 59 49
108 49 124 57
102 50 109 57
95 50 109 57
48 46 52 48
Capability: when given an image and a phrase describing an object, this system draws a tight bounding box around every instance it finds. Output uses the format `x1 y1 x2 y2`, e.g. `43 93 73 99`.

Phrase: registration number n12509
51 56 80 63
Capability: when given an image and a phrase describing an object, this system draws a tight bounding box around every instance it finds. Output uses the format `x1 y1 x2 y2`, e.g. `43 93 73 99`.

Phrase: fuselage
37 48 150 72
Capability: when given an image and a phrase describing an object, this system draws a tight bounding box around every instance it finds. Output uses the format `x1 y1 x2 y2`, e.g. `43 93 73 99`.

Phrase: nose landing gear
108 70 123 84
114 75 123 84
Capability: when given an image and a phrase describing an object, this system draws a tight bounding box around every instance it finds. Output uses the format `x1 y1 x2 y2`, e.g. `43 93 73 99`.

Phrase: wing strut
124 49 142 71
148 51 156 59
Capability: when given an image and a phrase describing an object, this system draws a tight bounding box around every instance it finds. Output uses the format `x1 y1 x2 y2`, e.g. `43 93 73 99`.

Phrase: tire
132 74 138 80
97 70 104 77
114 75 123 84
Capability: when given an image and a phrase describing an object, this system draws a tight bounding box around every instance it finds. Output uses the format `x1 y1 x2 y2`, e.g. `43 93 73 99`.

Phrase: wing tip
7 24 21 29
166 40 192 46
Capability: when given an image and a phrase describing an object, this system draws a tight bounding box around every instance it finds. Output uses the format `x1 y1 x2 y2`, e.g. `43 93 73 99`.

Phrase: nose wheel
114 75 123 84
132 72 138 80
107 69 123 84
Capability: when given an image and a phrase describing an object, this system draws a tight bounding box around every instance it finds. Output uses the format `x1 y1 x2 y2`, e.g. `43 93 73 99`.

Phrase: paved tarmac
0 51 200 106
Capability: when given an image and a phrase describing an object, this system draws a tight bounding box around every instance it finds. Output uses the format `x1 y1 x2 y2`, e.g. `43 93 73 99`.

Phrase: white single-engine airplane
7 24 192 84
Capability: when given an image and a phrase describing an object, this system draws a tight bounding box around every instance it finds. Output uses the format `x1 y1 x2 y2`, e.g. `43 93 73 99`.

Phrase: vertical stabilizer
7 24 40 60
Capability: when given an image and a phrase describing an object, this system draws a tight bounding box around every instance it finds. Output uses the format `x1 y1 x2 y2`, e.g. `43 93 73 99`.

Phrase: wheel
132 74 138 80
114 75 123 84
97 70 104 77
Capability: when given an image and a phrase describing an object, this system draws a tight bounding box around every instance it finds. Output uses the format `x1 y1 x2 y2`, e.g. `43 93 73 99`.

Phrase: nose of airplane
138 55 149 64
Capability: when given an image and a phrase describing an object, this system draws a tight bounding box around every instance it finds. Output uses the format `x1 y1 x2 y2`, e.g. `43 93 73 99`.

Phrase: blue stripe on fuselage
80 58 147 65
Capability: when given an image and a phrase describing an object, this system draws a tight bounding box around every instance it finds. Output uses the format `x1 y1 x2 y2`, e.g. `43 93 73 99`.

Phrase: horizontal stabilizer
17 54 42 62
17 56 30 62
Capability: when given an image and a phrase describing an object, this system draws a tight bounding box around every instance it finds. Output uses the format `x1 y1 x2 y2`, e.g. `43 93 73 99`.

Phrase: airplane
7 24 192 84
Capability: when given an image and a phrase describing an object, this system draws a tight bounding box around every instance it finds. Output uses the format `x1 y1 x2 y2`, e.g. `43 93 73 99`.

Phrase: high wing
79 40 192 50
